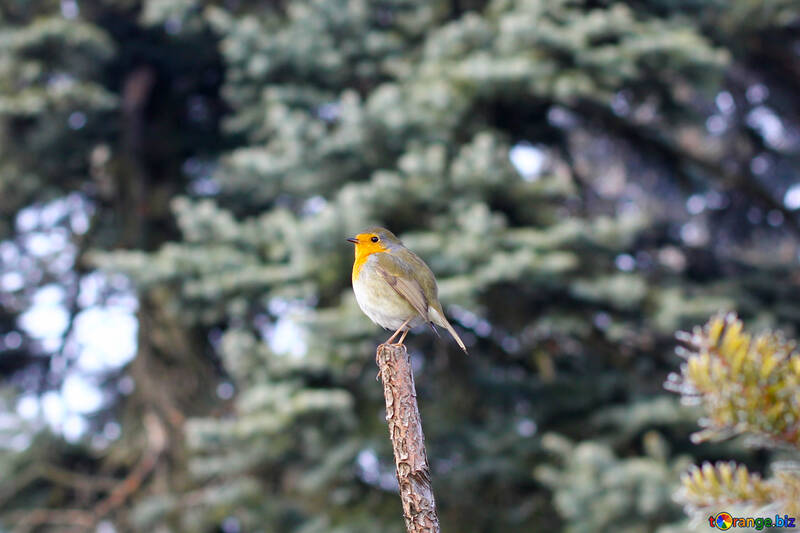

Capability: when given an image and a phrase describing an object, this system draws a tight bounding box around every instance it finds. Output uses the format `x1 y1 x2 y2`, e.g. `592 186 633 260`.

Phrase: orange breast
352 249 386 282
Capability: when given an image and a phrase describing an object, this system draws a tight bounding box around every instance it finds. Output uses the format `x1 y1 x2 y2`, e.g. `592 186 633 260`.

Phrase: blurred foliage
536 431 690 533
0 0 799 532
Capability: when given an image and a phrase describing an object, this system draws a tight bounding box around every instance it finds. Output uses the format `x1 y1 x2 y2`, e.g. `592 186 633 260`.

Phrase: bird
347 227 467 353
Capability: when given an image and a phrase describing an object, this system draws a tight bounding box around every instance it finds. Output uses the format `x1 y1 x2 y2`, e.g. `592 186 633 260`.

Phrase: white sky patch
77 271 105 308
5 331 22 349
615 254 636 272
750 154 769 175
316 102 341 122
705 115 726 135
301 195 327 216
5 196 134 444
62 374 104 413
40 197 70 226
681 221 709 247
63 414 88 442
715 91 735 114
15 206 39 232
355 447 396 491
19 285 69 341
356 448 380 484
262 299 309 358
70 209 90 234
96 521 117 533
1 271 25 291
686 194 706 215
188 177 221 196
516 418 537 437
25 231 69 257
74 305 138 372
509 143 546 181
216 382 235 399
269 315 308 358
0 412 18 432
103 421 121 440
34 284 64 305
16 395 40 419
68 112 87 130
267 298 289 315
0 241 19 262
746 84 768 104
746 106 786 150
41 391 67 428
60 0 79 19
784 184 800 210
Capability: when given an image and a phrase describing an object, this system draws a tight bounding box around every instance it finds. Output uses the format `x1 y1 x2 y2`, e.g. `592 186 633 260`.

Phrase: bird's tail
429 306 468 354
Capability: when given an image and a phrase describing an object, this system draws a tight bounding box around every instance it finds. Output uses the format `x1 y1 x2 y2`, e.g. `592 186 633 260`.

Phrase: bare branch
376 343 440 533
92 411 168 518
10 508 94 533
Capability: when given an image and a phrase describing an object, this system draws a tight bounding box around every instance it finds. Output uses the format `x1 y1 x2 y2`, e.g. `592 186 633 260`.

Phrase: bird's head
347 227 402 256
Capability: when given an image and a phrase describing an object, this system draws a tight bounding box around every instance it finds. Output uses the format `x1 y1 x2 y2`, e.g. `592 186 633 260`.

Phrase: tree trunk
376 343 441 533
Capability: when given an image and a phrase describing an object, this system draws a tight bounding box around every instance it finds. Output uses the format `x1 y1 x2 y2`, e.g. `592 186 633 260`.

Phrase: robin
347 227 467 353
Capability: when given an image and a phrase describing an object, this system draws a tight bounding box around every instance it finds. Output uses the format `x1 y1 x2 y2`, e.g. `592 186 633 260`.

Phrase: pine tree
1 1 799 532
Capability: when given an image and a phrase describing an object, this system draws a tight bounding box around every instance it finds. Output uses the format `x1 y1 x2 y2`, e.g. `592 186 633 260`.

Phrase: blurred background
1 1 799 532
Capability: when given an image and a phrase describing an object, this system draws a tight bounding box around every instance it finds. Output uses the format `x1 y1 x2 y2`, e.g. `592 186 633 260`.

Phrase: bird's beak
346 237 359 244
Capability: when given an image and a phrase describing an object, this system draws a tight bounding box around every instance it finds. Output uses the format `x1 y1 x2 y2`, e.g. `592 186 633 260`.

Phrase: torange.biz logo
709 512 796 530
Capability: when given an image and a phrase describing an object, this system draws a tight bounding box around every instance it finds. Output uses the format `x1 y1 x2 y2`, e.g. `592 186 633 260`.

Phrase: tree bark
376 343 440 533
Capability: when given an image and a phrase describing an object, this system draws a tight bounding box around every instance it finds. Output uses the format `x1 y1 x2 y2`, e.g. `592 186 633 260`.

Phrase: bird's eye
371 236 379 243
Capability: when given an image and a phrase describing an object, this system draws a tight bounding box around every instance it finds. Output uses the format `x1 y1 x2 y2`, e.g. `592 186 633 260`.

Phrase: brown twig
0 462 118 510
92 411 167 518
8 508 95 533
7 412 167 533
376 343 440 533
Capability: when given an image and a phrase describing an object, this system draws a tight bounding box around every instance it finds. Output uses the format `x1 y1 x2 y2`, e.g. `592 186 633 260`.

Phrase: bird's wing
375 263 430 322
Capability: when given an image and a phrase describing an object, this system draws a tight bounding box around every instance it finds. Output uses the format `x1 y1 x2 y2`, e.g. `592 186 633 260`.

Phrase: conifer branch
667 313 800 446
668 313 800 518
376 343 440 533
